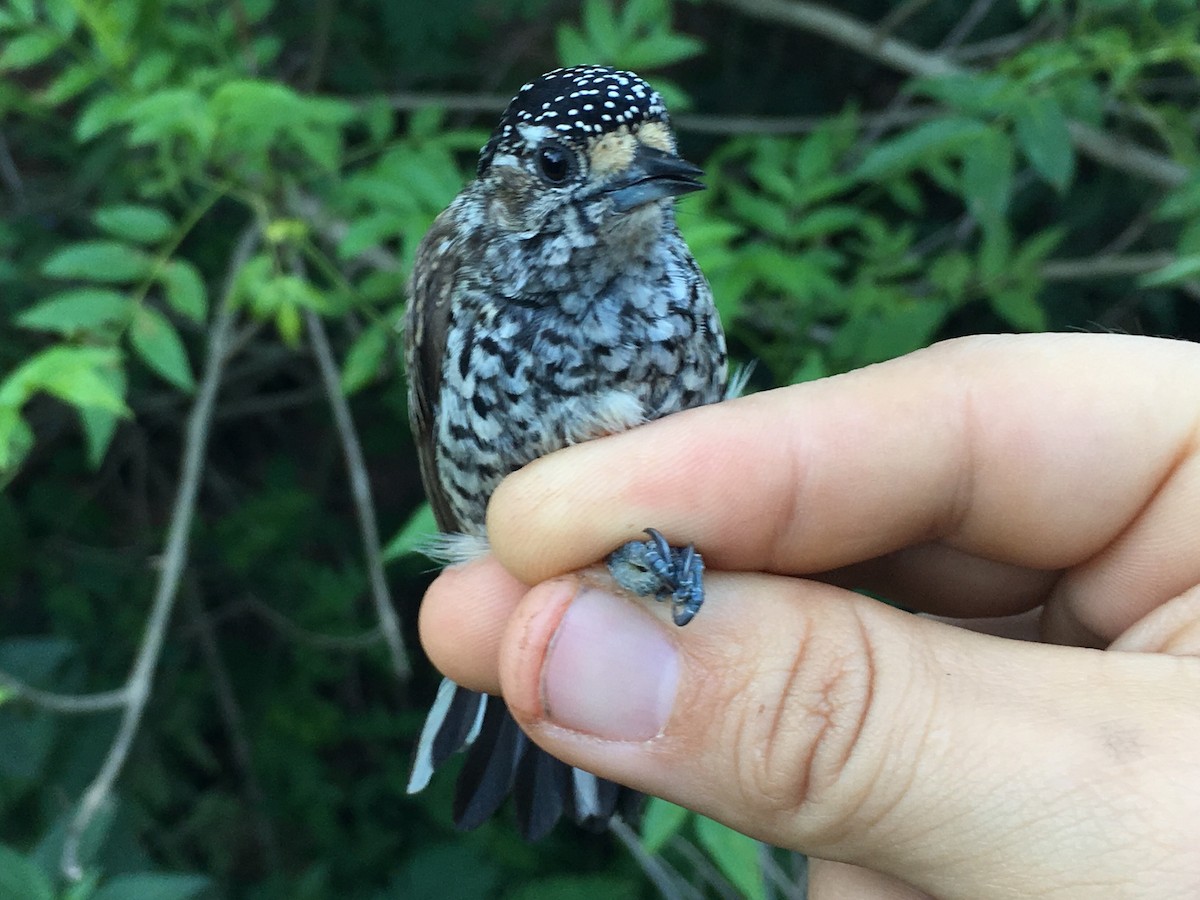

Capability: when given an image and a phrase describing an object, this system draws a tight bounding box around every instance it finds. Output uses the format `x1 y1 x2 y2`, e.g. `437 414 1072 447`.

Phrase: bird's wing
404 204 465 533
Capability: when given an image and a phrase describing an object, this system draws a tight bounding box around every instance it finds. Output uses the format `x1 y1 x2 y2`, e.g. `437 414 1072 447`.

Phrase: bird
403 65 730 840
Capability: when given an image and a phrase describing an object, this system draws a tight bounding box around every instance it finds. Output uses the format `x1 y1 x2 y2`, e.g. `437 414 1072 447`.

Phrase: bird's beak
602 144 705 212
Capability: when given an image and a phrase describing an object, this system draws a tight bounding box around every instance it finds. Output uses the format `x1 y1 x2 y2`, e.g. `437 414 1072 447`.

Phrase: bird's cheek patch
588 128 638 179
636 121 675 155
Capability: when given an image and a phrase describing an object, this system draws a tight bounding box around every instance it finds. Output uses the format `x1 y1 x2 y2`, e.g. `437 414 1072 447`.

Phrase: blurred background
1 0 1197 897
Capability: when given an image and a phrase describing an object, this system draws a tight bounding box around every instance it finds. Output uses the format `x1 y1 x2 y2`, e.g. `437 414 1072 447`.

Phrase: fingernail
541 588 679 741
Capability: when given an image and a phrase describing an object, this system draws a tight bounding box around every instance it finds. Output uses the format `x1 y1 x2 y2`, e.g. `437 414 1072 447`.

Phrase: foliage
0 0 1197 897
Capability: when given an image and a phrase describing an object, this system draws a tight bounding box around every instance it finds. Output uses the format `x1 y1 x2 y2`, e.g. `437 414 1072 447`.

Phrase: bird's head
476 66 703 241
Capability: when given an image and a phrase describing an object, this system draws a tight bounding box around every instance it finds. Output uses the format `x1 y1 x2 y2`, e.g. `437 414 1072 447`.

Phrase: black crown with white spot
477 65 669 175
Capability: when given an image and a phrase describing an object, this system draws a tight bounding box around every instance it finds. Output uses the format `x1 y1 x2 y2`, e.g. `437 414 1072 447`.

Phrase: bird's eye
535 142 574 184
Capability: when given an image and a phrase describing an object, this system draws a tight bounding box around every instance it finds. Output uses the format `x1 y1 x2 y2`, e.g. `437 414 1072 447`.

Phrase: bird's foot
606 527 705 626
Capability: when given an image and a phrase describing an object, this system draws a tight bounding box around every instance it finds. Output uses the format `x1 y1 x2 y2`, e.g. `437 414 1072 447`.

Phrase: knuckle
727 609 879 827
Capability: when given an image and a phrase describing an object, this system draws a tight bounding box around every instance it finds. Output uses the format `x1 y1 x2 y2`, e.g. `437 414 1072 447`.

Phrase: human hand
417 333 1200 899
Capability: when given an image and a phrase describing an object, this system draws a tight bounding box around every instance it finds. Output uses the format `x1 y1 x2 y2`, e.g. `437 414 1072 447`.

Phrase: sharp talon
605 528 707 626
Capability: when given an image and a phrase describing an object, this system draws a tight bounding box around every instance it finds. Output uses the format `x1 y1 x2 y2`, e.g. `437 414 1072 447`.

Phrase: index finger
487 333 1199 587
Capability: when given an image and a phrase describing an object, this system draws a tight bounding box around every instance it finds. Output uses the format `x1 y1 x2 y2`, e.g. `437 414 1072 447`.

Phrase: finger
825 542 1058 618
1109 583 1200 656
417 555 525 694
488 333 1200 596
496 571 1200 899
807 860 933 900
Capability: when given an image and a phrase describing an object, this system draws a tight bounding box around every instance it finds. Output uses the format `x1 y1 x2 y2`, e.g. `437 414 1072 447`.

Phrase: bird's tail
407 678 639 839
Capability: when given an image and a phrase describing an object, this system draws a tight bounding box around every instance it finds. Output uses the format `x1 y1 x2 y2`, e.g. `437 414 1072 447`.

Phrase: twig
304 307 411 682
285 187 402 273
240 593 385 651
0 671 126 714
0 130 25 205
715 0 960 78
710 0 1191 187
941 0 1000 50
871 0 939 49
608 818 701 900
61 225 258 880
668 835 743 900
758 842 806 900
1040 252 1178 281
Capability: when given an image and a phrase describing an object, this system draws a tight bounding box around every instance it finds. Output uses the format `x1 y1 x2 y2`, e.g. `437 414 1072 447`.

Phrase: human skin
416 332 1200 899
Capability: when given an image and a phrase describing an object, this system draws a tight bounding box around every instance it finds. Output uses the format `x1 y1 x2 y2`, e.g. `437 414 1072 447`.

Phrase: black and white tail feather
406 678 636 839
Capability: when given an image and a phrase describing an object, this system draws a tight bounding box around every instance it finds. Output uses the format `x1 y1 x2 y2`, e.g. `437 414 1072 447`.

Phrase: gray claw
605 527 706 627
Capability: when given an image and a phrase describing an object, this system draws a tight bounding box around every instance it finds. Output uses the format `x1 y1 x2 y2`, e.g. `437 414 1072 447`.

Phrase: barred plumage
404 66 727 838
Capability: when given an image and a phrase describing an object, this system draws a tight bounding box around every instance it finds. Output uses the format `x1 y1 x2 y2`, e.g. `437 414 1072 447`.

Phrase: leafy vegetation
0 0 1197 897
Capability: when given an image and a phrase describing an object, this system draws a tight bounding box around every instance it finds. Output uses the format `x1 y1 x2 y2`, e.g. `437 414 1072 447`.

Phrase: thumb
496 573 1200 900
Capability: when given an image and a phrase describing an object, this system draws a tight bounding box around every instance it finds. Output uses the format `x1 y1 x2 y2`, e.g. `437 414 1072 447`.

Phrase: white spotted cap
477 65 669 174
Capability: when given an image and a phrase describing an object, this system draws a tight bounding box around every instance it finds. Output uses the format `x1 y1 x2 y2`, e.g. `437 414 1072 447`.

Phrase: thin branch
668 835 743 900
608 818 701 900
715 0 960 78
758 842 805 900
285 187 402 273
871 0 939 49
0 130 25 206
61 226 258 880
1040 252 1177 281
0 671 126 714
1065 120 1189 188
941 0 1000 50
240 593 385 651
711 0 1191 187
305 308 411 682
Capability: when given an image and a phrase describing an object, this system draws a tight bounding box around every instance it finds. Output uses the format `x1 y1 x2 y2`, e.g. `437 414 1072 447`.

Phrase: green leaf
0 844 53 900
581 0 622 57
789 205 864 242
0 346 127 413
92 872 210 900
855 118 989 180
340 322 390 395
0 30 63 71
44 0 78 34
382 502 438 563
1013 94 1074 191
1138 255 1200 287
989 288 1048 331
80 365 126 468
0 407 34 477
694 816 766 900
42 241 151 283
909 73 1014 116
157 260 208 322
75 92 130 141
16 288 131 334
556 25 594 68
1157 173 1200 220
130 306 195 392
39 61 98 106
6 0 34 24
93 205 174 244
619 32 704 70
640 797 689 853
961 130 1014 225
